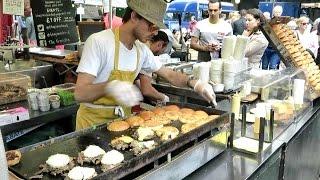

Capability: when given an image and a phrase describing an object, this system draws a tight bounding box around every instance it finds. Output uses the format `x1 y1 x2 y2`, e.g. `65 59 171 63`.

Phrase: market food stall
0 0 320 178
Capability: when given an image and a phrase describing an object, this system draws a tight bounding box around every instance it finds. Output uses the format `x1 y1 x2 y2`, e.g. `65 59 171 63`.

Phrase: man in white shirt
137 30 170 103
75 0 217 130
191 0 233 62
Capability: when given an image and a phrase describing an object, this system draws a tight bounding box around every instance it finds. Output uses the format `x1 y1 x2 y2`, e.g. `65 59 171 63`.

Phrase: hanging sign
3 0 24 15
30 0 79 47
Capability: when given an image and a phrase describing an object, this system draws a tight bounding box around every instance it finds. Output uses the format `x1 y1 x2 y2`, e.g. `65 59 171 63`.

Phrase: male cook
75 0 217 130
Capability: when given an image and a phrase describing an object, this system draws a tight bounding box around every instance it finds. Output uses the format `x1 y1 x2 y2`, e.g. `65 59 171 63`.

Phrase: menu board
3 0 24 15
30 0 79 47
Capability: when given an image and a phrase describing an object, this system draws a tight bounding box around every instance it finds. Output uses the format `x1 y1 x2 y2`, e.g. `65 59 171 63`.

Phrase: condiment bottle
254 103 267 134
231 93 241 120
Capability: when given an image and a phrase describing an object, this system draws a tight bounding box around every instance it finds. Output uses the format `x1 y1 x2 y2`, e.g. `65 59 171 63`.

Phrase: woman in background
242 8 269 68
295 16 318 59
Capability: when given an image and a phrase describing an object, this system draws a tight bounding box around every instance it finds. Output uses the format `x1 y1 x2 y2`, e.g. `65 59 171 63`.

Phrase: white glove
105 80 143 107
194 80 217 106
161 94 170 103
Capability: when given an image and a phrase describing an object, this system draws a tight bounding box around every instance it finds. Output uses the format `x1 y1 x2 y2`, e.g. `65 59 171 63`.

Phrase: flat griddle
10 103 230 179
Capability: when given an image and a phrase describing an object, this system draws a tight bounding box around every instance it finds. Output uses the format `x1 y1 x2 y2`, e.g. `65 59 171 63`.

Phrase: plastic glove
194 80 217 106
105 80 143 107
161 94 170 103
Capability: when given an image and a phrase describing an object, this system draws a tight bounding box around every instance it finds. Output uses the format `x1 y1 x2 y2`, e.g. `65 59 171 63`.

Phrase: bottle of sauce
231 93 241 120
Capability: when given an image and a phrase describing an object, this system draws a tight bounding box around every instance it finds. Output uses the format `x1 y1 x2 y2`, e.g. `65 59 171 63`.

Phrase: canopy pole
109 0 112 28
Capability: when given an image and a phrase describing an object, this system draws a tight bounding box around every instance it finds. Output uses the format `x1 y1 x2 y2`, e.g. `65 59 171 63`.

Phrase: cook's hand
204 44 219 52
161 94 170 103
194 80 217 106
105 80 143 107
242 30 252 37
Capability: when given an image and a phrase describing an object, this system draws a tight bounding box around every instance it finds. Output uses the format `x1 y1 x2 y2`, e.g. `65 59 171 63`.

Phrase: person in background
188 16 197 33
263 11 271 21
136 31 170 103
261 5 282 70
313 22 320 64
243 8 269 68
233 9 247 36
75 0 217 130
17 5 36 44
172 29 181 42
227 11 240 26
191 0 233 62
103 7 123 29
161 28 188 61
287 19 298 30
295 16 318 59
272 5 283 17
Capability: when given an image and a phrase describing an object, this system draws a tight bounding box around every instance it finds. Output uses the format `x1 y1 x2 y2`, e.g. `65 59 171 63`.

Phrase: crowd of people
168 1 319 69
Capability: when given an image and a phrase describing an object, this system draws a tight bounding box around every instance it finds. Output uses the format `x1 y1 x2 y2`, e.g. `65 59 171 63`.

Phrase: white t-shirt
192 18 233 61
192 18 233 46
77 30 162 84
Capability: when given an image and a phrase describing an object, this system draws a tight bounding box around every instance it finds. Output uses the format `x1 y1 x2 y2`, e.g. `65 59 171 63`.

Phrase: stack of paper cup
293 79 305 105
240 58 249 71
231 93 241 120
210 60 223 83
233 35 249 60
221 35 236 59
198 62 210 83
37 91 50 112
223 60 241 90
28 92 39 110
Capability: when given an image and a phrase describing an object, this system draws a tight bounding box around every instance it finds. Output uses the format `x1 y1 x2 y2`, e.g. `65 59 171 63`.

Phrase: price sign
30 0 79 47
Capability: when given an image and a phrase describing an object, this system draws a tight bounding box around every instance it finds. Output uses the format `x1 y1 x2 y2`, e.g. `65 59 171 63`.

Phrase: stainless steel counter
186 104 320 180
137 99 320 180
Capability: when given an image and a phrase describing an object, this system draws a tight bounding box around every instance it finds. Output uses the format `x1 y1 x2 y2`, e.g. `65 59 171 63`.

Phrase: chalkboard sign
30 0 79 47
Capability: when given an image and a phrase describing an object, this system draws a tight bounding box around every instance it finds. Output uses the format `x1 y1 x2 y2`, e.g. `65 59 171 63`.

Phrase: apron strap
114 27 140 71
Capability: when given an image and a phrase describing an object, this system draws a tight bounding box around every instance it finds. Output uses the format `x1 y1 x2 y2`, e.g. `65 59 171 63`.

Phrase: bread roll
155 126 179 141
278 32 286 39
155 115 171 125
139 111 155 121
181 123 197 134
165 111 180 121
193 111 209 120
179 108 194 115
107 121 130 132
163 105 180 112
152 107 166 115
179 114 196 124
126 116 144 127
142 119 163 127
6 150 21 166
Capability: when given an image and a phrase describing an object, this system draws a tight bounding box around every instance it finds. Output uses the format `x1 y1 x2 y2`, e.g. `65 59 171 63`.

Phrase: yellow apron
76 27 140 130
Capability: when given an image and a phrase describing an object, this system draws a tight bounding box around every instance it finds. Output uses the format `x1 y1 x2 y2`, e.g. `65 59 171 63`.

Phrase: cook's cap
127 0 167 29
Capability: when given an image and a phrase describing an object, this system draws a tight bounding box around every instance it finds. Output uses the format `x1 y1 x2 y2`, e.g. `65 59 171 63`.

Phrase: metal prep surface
10 103 229 179
185 102 320 180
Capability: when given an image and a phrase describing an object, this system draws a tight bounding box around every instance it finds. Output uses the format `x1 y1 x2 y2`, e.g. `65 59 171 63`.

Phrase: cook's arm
155 66 197 88
74 72 106 102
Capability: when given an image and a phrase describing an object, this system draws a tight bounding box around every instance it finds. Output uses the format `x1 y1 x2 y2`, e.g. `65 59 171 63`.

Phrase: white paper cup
293 79 305 105
28 92 39 110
